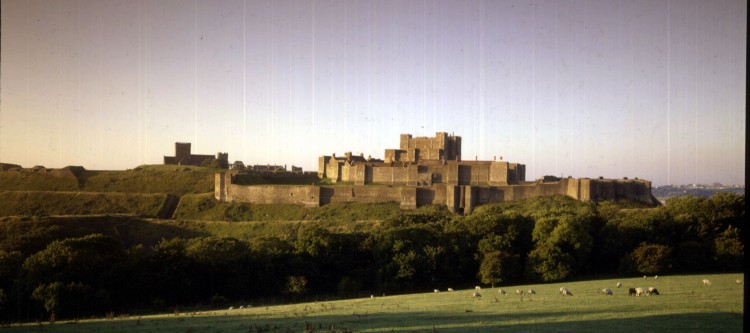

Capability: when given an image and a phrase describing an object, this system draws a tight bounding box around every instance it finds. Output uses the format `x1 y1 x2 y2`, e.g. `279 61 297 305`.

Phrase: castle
215 132 658 214
164 142 228 168
318 132 525 186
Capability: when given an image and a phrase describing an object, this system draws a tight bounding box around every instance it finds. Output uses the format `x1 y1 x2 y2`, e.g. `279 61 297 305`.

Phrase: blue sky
1 0 745 186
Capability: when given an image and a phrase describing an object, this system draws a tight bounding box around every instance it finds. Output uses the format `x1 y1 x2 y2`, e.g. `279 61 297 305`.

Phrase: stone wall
216 172 657 214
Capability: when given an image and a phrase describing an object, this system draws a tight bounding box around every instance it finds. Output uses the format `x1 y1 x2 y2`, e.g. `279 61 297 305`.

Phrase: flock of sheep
432 277 741 299
223 277 742 310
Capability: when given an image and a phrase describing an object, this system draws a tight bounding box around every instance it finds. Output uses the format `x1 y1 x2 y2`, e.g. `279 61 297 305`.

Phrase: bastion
215 132 658 214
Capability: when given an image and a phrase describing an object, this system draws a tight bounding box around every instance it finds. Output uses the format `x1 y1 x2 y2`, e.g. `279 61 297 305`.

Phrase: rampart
215 172 658 214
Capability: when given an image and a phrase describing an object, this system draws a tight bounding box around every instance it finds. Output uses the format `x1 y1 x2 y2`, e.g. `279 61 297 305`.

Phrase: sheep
239 306 244 309
628 288 637 296
560 287 572 296
602 288 613 296
475 286 482 291
635 287 646 296
654 275 658 279
498 289 507 295
528 289 536 295
516 289 525 295
228 306 234 310
434 289 440 293
647 287 659 295
473 291 482 298
643 275 647 279
702 279 711 286
736 279 743 285
616 282 622 288
447 288 454 292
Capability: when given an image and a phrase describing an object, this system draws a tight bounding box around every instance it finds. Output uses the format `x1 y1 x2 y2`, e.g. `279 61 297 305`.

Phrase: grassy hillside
79 165 215 195
0 165 215 195
0 191 168 217
0 215 381 251
175 192 416 222
0 170 79 191
4 273 743 332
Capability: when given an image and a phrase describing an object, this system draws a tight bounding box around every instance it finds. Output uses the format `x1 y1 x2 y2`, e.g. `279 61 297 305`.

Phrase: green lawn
5 273 743 332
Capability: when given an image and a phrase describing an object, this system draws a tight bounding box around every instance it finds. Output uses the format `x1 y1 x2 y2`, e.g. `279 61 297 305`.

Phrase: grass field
5 273 743 332
0 191 169 217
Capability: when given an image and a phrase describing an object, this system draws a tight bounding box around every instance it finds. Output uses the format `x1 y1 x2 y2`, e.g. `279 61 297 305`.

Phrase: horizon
1 0 746 187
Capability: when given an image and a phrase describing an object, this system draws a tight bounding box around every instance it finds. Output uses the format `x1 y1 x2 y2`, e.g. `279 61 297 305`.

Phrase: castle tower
175 142 192 165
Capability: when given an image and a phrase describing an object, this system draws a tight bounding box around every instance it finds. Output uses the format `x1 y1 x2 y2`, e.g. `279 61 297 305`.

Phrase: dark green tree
713 226 743 270
628 242 673 275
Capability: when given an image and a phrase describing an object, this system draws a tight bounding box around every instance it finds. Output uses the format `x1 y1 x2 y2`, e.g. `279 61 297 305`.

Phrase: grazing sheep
643 275 647 279
516 289 525 295
560 287 572 296
628 288 637 296
434 289 440 293
736 279 743 285
473 291 482 298
528 289 536 295
616 282 622 288
475 286 482 291
498 289 507 295
654 275 658 279
447 288 454 292
239 306 244 309
702 279 711 286
229 306 234 310
635 287 646 296
602 288 613 296
647 287 659 295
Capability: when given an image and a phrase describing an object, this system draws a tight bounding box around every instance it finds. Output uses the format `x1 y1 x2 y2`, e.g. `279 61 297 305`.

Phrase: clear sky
1 0 745 186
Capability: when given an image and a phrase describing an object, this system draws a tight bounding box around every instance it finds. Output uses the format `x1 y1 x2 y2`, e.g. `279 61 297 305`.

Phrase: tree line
0 193 743 322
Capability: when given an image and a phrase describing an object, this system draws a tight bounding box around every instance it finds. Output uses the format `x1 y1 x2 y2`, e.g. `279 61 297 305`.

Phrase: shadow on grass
11 309 740 333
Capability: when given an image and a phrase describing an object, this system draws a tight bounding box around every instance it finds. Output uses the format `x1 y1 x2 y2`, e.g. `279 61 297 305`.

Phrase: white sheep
654 275 658 279
643 275 647 279
528 289 536 295
498 289 507 295
475 286 482 291
239 306 244 309
702 279 711 286
635 287 646 296
473 291 482 298
736 279 743 285
516 289 525 295
560 287 573 296
616 282 622 288
434 289 440 293
647 287 659 295
447 288 454 292
602 288 613 296
228 306 234 310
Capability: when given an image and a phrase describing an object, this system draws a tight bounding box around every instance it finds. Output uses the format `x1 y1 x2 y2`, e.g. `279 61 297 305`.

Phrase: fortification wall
226 183 318 206
319 186 403 204
370 165 416 185
215 171 656 214
416 186 447 206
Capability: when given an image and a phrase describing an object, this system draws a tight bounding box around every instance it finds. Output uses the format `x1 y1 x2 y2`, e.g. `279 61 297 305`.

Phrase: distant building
252 164 286 172
164 142 228 168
